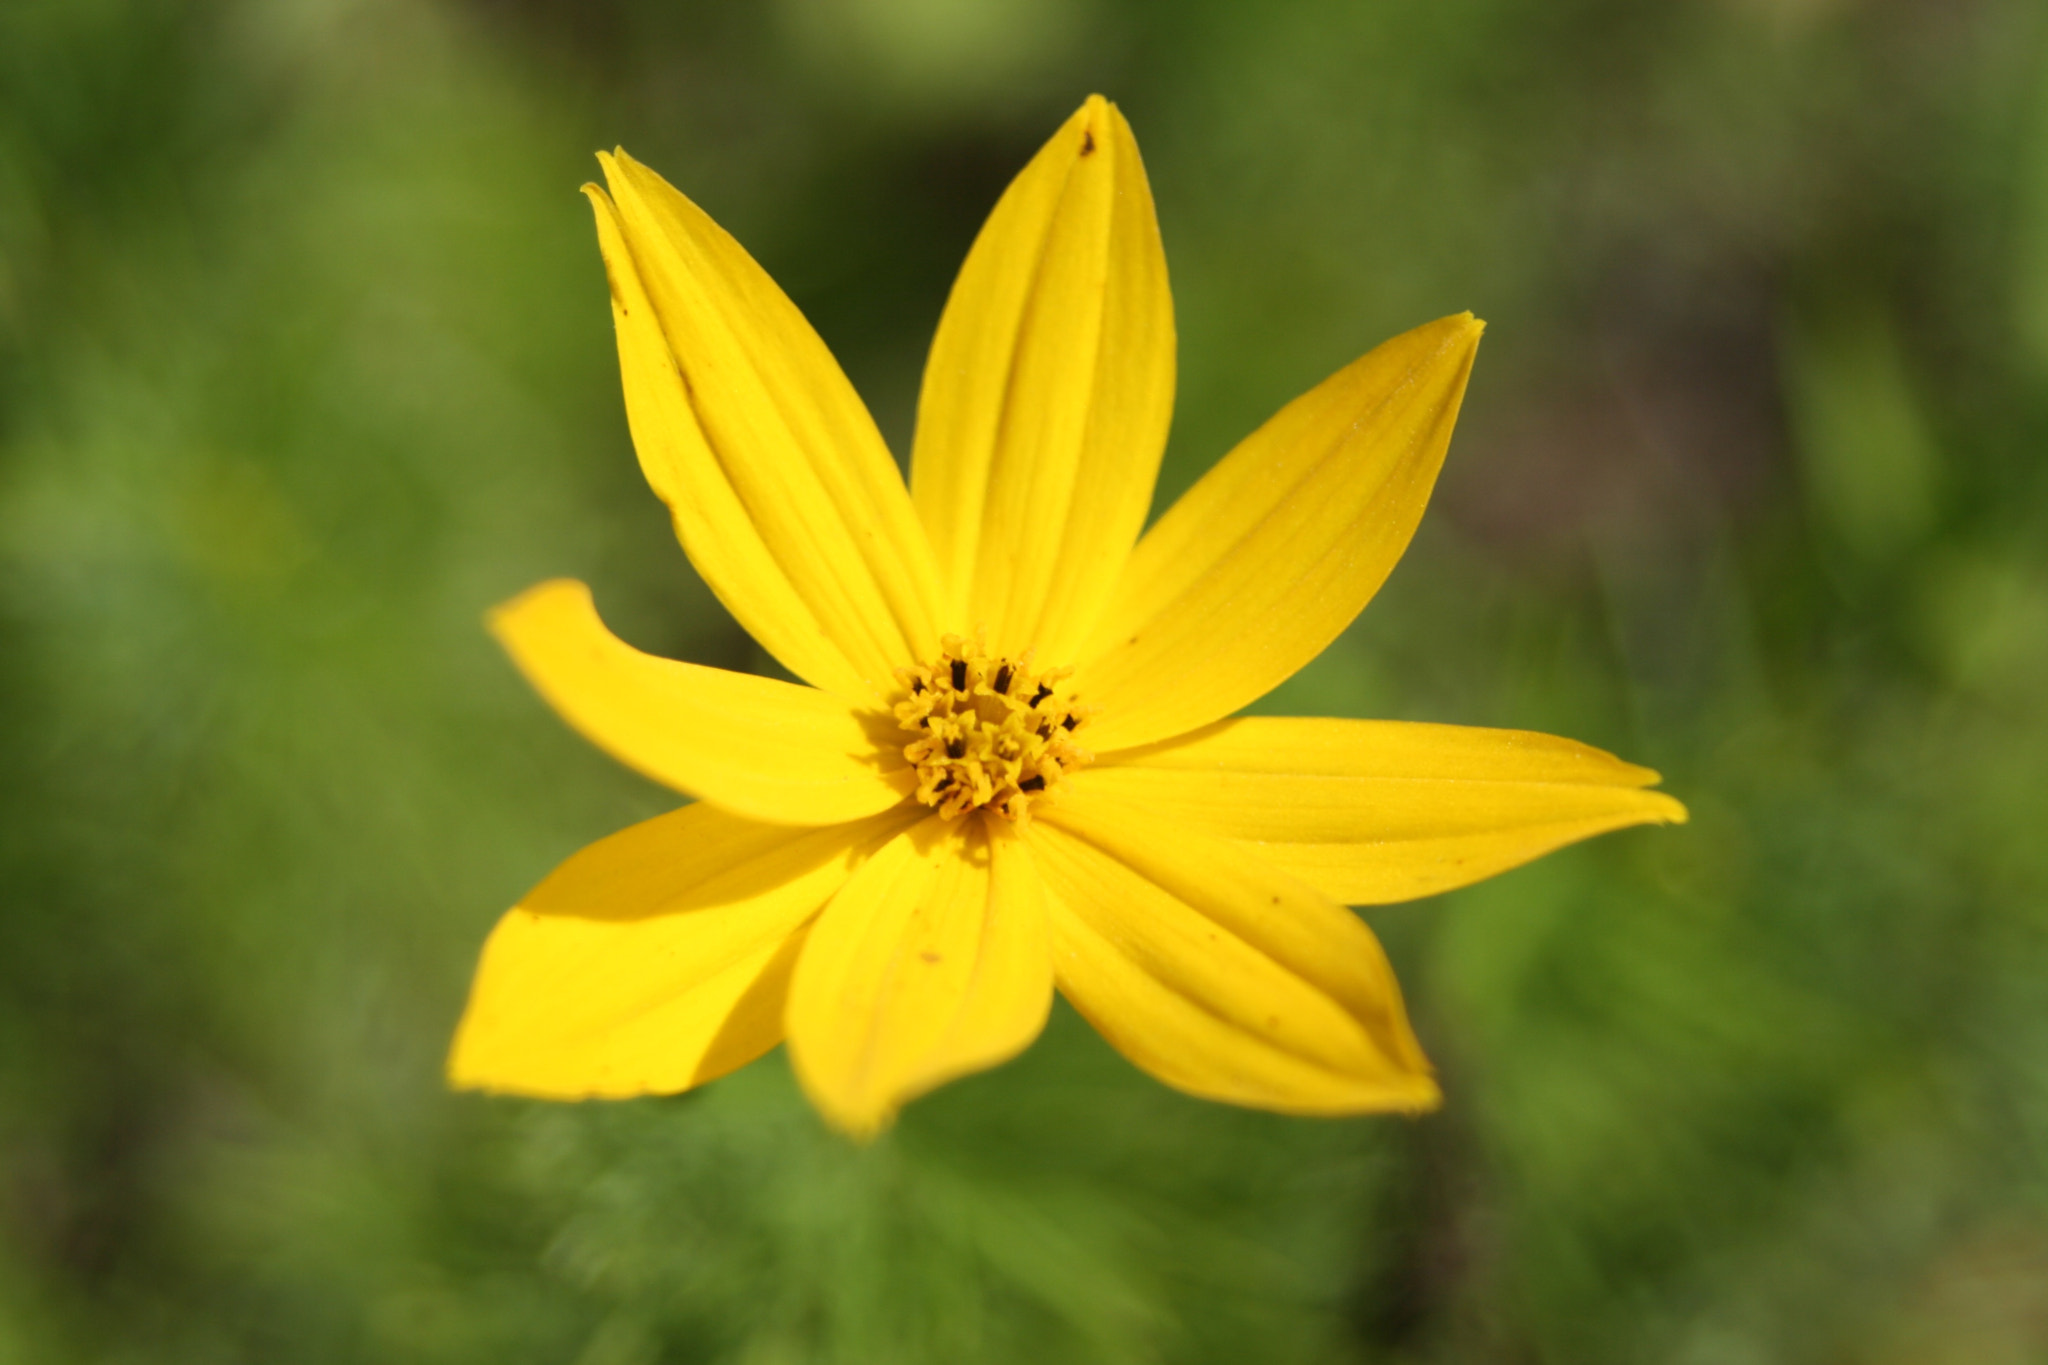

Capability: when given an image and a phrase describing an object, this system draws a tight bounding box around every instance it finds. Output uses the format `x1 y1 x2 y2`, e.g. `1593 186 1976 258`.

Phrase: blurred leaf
1781 296 1941 564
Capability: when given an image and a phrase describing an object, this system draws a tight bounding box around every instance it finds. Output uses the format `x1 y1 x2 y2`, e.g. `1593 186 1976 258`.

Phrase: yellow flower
448 96 1685 1136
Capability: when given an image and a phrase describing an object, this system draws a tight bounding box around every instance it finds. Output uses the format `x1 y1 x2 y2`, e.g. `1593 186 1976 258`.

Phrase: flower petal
491 579 913 825
1033 795 1438 1115
588 157 943 702
1078 717 1686 904
786 817 1054 1135
449 803 912 1099
909 95 1174 665
1077 315 1483 750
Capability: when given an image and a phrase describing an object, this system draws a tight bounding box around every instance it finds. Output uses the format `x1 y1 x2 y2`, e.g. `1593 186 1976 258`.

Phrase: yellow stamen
893 631 1093 825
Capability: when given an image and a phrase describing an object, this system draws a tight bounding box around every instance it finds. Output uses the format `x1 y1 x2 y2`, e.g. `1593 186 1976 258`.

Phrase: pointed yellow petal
449 803 912 1099
587 162 943 702
786 817 1054 1136
910 95 1174 664
1079 717 1687 904
1032 799 1438 1115
1077 315 1483 750
583 183 875 702
491 579 912 825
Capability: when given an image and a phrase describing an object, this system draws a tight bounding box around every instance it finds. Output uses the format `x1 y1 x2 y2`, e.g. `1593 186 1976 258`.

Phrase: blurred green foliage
4 0 2048 1360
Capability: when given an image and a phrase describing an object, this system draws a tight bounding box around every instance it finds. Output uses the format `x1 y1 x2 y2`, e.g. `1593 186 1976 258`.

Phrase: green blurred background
6 0 2048 1359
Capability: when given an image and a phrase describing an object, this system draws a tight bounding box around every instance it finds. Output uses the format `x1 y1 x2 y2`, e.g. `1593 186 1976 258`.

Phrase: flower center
893 632 1093 824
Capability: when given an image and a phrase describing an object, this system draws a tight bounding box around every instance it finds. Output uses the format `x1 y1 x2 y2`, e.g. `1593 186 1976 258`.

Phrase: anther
895 637 1093 824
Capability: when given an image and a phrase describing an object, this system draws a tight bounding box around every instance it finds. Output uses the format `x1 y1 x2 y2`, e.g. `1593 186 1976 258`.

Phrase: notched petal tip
1599 749 1689 823
579 182 617 224
596 146 658 196
1643 790 1690 825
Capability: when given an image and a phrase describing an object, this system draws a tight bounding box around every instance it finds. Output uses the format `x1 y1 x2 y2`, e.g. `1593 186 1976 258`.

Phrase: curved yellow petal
588 158 943 702
1077 315 1482 750
1079 717 1687 904
1032 799 1437 1116
786 816 1054 1136
491 579 913 825
449 803 913 1099
909 95 1174 665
